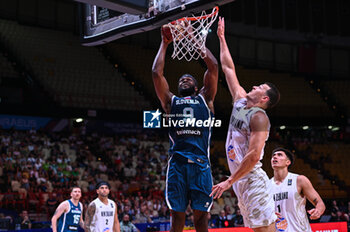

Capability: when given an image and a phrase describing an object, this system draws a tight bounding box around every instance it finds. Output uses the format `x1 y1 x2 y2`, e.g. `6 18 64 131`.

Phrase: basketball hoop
167 6 219 61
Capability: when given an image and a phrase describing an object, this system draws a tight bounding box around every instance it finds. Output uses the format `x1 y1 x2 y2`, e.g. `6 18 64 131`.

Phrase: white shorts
232 168 277 228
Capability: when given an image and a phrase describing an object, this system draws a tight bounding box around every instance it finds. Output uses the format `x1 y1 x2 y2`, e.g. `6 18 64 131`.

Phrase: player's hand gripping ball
162 25 173 41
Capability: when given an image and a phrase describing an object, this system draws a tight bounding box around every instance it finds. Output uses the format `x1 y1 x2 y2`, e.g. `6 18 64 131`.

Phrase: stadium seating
0 19 150 110
0 52 20 79
322 80 350 115
311 143 350 186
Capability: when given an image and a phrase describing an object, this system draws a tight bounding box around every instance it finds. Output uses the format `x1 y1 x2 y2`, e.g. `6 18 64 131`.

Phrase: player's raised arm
152 27 174 113
200 47 218 112
217 17 246 102
51 201 68 232
298 175 326 220
210 112 269 199
84 202 96 232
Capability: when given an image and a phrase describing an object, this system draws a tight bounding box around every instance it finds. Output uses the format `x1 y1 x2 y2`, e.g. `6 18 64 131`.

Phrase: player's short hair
265 82 280 109
70 186 81 192
272 147 294 169
179 74 198 87
96 181 110 189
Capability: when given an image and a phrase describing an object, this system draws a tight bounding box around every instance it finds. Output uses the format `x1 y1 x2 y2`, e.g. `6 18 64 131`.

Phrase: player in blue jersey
51 186 84 232
152 26 218 232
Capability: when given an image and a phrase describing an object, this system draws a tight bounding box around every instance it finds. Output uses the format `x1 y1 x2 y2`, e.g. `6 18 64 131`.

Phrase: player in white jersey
85 181 120 232
210 17 280 232
270 148 325 232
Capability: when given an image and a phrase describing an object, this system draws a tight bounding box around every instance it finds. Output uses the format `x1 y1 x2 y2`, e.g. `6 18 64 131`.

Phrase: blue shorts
165 154 213 212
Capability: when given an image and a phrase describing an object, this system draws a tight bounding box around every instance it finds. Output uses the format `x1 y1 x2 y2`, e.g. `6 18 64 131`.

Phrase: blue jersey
57 200 82 232
168 94 214 167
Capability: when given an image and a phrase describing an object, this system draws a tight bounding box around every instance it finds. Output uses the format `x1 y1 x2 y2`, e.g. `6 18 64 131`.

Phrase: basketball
162 25 172 41
174 21 187 41
165 21 188 42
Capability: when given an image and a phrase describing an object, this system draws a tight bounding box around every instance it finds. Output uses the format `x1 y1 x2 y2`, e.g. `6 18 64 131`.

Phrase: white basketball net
168 7 218 61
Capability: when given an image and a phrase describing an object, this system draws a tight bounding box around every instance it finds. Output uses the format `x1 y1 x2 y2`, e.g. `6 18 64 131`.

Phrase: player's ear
286 159 291 166
261 95 270 108
262 95 269 103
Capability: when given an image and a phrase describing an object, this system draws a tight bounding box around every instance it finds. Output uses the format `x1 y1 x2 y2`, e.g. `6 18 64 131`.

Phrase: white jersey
271 172 312 232
226 98 276 228
226 98 269 175
90 198 116 232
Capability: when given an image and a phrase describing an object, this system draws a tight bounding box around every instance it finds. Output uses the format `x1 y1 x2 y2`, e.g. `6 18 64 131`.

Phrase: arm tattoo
84 203 96 232
313 198 318 205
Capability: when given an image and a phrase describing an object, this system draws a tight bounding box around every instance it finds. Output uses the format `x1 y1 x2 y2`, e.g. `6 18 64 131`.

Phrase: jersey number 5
73 215 80 224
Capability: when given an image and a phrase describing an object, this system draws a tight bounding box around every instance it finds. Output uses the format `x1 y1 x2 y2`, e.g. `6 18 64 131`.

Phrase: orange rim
171 6 219 24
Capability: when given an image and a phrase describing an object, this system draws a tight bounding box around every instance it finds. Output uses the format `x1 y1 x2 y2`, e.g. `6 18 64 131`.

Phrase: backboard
78 0 235 46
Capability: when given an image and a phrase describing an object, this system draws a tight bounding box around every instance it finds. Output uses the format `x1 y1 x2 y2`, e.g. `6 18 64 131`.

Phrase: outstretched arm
51 202 68 232
84 202 96 232
200 47 218 113
210 112 269 198
298 175 326 220
217 17 246 102
151 27 174 113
